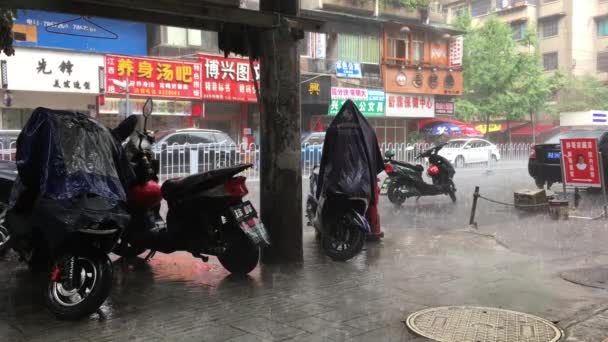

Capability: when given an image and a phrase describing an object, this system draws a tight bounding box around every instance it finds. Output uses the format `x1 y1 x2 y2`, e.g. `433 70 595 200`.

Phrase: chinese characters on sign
385 93 435 118
435 101 455 115
329 87 384 117
3 48 101 93
561 138 602 188
105 54 202 99
335 61 362 79
449 36 464 67
198 54 260 103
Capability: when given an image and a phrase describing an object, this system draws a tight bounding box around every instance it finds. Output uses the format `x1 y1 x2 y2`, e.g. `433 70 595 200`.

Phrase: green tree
455 17 521 135
455 17 560 143
505 27 563 143
0 7 16 56
553 75 608 113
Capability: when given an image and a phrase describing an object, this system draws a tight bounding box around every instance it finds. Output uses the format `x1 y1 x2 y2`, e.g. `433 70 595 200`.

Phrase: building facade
443 0 608 80
301 0 463 144
2 10 147 129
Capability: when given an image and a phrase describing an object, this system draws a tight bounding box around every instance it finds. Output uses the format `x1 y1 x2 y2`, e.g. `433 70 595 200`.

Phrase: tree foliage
455 16 560 134
553 75 608 112
0 7 15 56
382 0 430 9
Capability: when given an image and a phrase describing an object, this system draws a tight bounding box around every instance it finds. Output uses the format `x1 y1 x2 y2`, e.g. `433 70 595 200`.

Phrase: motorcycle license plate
229 201 270 246
229 201 257 222
380 179 391 195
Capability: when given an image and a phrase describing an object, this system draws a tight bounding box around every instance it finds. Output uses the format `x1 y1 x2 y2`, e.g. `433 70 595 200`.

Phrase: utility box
514 189 548 210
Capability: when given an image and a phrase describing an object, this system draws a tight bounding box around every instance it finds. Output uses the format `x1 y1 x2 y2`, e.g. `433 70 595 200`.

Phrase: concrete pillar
258 1 303 263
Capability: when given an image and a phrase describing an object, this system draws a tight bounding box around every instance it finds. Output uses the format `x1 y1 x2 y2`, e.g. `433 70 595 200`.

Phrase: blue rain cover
15 108 133 202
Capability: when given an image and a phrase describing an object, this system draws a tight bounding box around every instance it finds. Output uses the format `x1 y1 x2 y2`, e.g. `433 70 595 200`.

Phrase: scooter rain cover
8 108 133 239
315 100 384 203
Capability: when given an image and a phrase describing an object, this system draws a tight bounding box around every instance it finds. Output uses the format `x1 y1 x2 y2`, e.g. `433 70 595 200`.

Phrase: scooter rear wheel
218 229 260 275
45 249 113 320
321 223 365 262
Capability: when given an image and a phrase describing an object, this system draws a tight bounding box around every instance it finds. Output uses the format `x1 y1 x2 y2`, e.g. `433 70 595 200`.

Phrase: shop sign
561 138 602 188
449 36 464 67
475 123 502 134
198 54 259 103
301 75 330 105
99 97 192 116
335 61 362 79
431 42 448 65
329 88 384 117
386 93 435 118
435 101 455 115
2 48 102 93
13 10 147 55
105 54 202 99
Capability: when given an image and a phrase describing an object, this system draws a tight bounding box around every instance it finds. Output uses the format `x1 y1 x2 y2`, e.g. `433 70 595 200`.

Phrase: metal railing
151 142 532 181
0 141 531 181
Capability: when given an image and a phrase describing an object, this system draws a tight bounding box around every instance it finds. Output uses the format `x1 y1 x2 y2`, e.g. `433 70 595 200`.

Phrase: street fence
0 141 532 182
150 142 532 182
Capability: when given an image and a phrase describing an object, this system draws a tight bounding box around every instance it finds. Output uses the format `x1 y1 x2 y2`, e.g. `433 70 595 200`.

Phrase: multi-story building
443 0 608 80
301 0 464 144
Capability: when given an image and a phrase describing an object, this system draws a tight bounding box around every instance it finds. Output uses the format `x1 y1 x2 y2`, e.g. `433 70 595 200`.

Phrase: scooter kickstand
144 250 156 262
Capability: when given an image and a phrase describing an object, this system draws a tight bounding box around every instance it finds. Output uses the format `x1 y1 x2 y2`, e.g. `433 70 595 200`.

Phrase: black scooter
381 143 456 205
114 98 268 275
306 167 370 261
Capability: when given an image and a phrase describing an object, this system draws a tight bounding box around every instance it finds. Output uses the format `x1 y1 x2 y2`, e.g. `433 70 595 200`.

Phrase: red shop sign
105 54 202 99
198 54 259 103
561 138 602 188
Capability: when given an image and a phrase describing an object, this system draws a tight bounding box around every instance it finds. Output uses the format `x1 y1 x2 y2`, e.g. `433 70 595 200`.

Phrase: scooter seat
162 164 252 201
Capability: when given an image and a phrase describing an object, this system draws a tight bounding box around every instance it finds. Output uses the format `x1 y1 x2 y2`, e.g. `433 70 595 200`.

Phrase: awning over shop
474 121 528 134
418 118 483 137
510 124 559 136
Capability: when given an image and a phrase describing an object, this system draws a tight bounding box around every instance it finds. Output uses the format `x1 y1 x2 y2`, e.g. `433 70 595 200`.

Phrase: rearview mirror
385 151 395 159
142 98 153 118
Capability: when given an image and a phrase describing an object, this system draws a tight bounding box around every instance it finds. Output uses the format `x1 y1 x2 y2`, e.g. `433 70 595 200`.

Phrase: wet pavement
2 162 608 341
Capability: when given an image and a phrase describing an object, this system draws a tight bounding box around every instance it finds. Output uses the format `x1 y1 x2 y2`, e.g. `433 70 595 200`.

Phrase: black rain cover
315 100 384 204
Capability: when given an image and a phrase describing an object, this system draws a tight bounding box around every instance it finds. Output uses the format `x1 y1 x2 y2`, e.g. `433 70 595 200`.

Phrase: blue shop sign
13 10 147 55
335 61 362 79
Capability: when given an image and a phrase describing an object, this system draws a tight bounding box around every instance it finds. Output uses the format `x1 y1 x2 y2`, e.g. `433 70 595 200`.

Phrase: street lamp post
111 76 130 118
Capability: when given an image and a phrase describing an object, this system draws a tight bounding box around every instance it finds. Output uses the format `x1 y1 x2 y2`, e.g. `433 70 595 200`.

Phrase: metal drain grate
406 306 562 342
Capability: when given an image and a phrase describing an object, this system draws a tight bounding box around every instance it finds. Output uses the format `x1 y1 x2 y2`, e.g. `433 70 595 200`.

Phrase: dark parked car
529 129 608 189
153 128 238 174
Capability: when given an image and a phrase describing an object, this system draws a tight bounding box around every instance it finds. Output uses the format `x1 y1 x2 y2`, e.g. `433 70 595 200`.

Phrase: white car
438 138 501 168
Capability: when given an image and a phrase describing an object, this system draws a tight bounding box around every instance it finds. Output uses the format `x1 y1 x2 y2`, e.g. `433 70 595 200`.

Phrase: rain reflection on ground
1 162 608 341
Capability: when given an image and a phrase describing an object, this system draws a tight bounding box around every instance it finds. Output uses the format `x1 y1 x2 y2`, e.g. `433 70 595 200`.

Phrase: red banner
105 54 202 99
198 54 259 103
561 138 602 187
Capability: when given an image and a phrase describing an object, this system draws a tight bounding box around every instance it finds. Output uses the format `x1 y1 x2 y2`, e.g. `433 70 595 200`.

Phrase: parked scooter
113 98 269 275
381 143 457 205
306 167 369 261
305 100 383 261
0 108 134 320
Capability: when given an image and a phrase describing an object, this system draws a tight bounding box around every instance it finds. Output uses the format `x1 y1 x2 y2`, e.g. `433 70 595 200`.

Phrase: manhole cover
406 306 562 342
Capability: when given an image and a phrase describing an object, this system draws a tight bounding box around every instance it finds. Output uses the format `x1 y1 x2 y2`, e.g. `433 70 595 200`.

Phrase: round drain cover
406 306 562 342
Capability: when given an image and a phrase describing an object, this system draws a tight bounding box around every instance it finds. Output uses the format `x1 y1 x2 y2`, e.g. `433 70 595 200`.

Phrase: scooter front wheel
448 181 457 203
45 250 113 320
387 182 407 206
